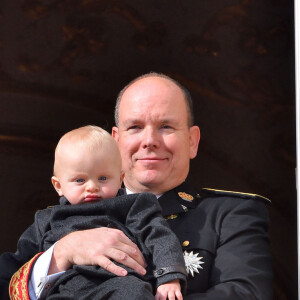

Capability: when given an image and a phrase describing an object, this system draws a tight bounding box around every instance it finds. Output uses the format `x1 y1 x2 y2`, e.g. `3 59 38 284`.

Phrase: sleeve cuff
9 253 43 300
153 265 187 293
153 265 187 278
32 243 65 299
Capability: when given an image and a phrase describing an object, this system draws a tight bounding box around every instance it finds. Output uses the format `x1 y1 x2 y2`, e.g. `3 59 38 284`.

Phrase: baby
2 125 187 300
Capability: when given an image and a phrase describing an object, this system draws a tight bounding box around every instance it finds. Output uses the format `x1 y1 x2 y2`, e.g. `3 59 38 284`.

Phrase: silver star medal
183 250 204 277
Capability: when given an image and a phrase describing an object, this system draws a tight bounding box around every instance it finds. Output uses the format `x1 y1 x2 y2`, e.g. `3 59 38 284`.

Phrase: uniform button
182 240 190 247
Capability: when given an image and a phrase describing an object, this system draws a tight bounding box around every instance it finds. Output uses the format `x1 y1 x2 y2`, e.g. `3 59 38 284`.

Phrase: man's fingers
104 228 146 268
116 241 146 268
103 248 147 275
57 228 147 276
97 256 128 276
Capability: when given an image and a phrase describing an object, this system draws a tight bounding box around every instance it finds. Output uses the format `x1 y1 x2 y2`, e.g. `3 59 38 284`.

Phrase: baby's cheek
70 189 85 204
102 186 119 199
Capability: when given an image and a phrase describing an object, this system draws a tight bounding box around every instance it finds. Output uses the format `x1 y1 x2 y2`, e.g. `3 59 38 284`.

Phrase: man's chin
134 174 167 192
138 170 164 183
125 171 156 185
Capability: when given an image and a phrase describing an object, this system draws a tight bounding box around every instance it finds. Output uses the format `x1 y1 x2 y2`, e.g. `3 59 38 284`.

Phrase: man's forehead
117 75 190 125
121 116 179 125
125 76 179 95
120 82 185 110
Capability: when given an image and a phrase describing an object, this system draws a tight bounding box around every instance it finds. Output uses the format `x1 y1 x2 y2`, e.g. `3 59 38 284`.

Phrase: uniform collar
122 182 199 217
158 182 199 217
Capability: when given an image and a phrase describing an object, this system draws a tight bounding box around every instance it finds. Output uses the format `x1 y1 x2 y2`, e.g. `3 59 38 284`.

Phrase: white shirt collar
125 187 162 198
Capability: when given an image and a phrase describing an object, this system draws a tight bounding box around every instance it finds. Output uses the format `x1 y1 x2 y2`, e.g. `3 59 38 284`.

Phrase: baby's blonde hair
53 125 121 175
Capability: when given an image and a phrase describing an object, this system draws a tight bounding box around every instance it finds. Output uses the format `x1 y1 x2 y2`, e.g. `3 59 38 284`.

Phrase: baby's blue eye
76 178 85 183
99 176 107 181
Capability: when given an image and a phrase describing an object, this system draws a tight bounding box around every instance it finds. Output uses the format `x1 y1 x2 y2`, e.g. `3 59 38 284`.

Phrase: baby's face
53 146 123 204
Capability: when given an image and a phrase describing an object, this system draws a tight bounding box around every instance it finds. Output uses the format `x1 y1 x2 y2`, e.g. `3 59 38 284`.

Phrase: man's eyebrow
121 118 179 125
160 118 178 124
122 119 141 125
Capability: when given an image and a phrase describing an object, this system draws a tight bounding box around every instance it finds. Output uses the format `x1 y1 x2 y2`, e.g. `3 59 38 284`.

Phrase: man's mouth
138 157 166 162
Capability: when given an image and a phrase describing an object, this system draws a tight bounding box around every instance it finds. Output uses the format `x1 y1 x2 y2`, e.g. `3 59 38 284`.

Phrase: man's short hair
114 72 194 127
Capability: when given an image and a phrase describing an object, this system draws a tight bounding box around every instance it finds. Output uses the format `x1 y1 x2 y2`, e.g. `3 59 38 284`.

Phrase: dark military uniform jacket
156 182 273 299
3 182 272 300
0 192 187 300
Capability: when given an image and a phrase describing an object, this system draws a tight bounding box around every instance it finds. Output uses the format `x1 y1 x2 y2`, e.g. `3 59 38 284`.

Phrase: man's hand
48 227 147 276
155 279 182 300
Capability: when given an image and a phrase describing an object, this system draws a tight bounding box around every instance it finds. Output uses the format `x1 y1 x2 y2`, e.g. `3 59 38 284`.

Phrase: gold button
182 240 190 247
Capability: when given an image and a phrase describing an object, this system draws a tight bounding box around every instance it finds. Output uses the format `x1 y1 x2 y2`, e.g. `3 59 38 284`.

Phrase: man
6 72 273 299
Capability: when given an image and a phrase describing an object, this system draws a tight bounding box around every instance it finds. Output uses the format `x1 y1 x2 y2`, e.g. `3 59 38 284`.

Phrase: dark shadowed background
0 1 296 299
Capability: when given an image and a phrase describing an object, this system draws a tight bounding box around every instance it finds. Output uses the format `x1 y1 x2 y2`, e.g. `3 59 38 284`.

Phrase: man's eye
161 125 172 129
128 125 141 131
76 178 85 183
99 176 107 181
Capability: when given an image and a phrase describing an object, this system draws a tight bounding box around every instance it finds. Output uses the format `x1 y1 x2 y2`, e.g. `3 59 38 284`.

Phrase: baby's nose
87 180 99 192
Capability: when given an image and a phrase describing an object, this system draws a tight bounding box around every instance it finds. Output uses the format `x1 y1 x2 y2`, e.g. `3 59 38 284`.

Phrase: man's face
112 76 200 195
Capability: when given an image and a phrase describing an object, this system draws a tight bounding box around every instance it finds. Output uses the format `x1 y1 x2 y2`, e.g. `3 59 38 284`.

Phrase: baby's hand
155 279 182 300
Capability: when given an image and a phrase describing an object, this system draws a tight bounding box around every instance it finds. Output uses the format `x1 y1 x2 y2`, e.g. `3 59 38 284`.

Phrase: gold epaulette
9 252 43 300
201 188 271 203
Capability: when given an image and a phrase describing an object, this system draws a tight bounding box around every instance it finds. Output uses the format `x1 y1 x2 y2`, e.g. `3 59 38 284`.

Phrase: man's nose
142 127 160 149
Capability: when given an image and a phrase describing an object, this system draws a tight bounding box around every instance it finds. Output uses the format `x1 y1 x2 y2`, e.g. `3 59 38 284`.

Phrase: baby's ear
51 176 63 196
120 171 125 186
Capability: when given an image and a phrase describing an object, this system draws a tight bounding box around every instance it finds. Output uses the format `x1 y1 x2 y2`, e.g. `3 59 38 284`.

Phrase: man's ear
51 176 63 196
112 126 119 142
189 126 200 159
